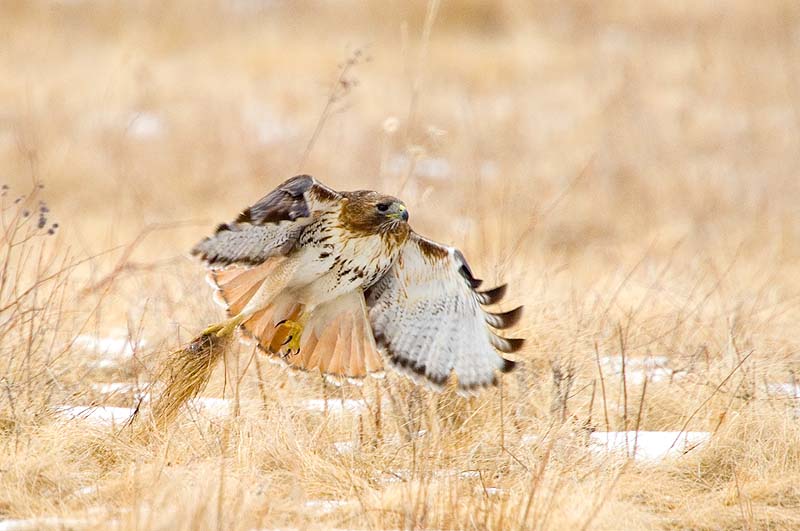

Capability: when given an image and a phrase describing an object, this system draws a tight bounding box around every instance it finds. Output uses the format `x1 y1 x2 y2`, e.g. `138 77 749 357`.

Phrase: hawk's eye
376 203 390 213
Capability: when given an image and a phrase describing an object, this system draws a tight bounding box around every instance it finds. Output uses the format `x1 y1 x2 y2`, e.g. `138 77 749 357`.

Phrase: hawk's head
340 190 410 236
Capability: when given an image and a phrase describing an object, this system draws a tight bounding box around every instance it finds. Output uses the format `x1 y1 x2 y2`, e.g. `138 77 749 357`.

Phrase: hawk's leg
270 312 309 356
202 314 246 338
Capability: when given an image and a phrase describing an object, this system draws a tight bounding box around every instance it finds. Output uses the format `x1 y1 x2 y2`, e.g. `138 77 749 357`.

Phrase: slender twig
619 324 629 456
298 48 367 170
594 342 610 433
632 372 649 459
669 350 754 452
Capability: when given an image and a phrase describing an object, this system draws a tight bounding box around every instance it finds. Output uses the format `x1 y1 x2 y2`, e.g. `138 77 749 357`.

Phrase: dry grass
2 1 800 529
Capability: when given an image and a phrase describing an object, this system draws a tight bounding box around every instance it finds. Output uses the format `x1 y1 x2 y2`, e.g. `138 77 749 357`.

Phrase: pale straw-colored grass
1 1 800 529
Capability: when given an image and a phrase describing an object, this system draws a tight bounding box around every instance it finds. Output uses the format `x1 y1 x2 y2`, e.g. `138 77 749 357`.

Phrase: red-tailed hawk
191 175 523 393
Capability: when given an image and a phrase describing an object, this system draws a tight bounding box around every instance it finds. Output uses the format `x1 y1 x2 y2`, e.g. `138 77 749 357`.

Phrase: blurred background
3 2 800 529
5 0 800 391
3 0 800 267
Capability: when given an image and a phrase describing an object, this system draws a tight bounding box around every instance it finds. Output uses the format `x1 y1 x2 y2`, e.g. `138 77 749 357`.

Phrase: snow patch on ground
189 397 234 417
55 394 385 427
301 399 367 414
54 405 136 425
72 332 147 369
590 431 710 461
332 441 357 454
303 500 349 514
54 397 237 426
599 355 678 384
0 517 91 531
0 506 113 530
767 382 800 398
126 112 165 139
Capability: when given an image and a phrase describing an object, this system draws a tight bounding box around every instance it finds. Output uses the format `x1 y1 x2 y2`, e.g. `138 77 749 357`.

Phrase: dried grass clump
142 332 232 432
2 1 800 530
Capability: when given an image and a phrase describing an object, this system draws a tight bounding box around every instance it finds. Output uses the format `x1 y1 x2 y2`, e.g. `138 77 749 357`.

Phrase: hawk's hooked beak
387 202 409 222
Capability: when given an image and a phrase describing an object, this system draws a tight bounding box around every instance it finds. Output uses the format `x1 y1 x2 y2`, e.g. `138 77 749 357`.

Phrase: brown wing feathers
475 284 507 305
191 175 330 268
237 174 315 225
485 306 524 330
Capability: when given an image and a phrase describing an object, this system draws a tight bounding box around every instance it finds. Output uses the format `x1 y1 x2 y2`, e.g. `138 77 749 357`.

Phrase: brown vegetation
1 1 800 529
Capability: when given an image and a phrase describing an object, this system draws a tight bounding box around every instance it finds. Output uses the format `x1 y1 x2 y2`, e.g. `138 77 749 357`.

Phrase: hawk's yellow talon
201 322 224 336
202 315 244 339
272 319 304 354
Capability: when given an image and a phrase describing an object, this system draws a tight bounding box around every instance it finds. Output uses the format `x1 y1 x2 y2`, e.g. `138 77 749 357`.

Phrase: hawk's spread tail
238 291 384 381
208 263 384 381
208 261 277 316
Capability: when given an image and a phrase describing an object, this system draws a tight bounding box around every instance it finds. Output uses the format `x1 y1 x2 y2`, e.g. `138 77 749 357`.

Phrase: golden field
2 1 800 529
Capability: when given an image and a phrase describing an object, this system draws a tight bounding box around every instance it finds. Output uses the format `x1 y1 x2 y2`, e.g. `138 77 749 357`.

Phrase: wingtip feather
501 358 517 373
491 335 525 353
476 284 507 305
486 306 523 329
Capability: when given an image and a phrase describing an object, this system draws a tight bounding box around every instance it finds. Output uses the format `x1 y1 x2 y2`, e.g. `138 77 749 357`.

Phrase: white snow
599 355 676 384
188 397 233 417
301 399 367 414
72 333 147 369
590 431 710 461
332 441 356 454
54 398 233 426
0 517 89 531
0 507 110 530
75 486 97 496
53 405 136 425
126 112 165 139
303 500 349 514
766 383 800 398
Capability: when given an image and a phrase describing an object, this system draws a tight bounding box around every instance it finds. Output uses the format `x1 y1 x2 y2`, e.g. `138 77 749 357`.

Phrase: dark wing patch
192 175 341 268
485 306 523 329
237 174 315 224
454 249 482 288
475 284 507 305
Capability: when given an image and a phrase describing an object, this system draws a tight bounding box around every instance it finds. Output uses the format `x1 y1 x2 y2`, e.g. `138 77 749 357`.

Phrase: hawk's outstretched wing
191 174 340 267
365 232 523 393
